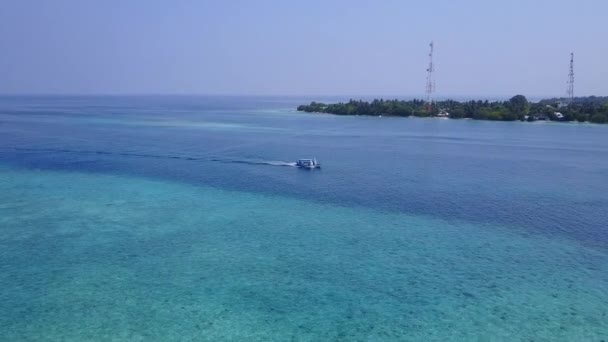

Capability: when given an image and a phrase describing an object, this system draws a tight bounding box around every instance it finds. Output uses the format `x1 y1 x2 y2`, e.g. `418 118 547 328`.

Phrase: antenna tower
425 41 435 112
566 52 574 103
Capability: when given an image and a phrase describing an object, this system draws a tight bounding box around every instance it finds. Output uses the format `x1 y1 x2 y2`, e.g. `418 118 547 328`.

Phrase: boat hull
296 158 320 169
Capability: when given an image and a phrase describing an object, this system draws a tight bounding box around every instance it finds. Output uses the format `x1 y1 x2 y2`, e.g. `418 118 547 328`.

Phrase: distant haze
1 0 607 98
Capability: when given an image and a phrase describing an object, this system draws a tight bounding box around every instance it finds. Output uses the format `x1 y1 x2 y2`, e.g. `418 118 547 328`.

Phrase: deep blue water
1 96 607 340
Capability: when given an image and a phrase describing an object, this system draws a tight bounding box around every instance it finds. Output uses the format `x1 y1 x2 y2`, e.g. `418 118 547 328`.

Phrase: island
297 95 608 124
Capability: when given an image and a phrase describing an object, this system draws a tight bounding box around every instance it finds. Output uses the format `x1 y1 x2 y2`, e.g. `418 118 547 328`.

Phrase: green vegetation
297 95 608 124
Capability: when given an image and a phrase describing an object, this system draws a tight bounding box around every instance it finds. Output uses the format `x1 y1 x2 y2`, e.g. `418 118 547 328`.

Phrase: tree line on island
297 95 608 124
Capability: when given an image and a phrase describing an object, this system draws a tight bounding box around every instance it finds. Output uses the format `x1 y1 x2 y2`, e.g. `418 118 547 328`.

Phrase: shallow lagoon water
1 96 607 340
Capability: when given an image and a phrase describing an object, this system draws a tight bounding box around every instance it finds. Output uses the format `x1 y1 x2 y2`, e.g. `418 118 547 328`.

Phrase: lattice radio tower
567 52 574 103
425 41 435 112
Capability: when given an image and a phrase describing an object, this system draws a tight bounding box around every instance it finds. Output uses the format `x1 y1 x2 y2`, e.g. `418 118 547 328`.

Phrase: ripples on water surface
1 96 607 340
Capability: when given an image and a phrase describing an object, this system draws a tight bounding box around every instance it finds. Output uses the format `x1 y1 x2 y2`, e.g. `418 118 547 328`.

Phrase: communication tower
566 52 574 103
425 41 435 112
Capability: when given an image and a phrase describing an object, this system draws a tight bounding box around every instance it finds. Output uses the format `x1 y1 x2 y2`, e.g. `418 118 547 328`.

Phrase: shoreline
299 110 608 126
297 96 608 124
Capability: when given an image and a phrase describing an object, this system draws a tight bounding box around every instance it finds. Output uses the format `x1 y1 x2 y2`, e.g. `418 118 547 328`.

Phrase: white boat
296 158 320 169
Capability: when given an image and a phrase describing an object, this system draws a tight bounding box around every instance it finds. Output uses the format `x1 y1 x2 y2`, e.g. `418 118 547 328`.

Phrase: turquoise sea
1 96 607 341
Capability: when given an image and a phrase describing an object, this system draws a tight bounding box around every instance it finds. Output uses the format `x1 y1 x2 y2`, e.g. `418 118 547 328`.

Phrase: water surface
1 96 607 340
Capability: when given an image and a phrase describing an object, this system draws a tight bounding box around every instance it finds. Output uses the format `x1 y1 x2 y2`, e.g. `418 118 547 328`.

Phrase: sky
0 0 607 98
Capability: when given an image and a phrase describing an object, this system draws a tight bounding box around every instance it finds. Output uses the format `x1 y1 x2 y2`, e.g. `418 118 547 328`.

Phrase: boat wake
211 158 297 167
10 147 298 168
12 147 203 161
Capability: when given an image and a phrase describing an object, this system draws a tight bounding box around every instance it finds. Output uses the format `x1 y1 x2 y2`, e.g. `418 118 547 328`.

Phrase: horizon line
0 93 602 99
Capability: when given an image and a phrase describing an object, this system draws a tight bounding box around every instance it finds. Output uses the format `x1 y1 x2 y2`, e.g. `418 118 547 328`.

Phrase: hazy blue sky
1 0 606 97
